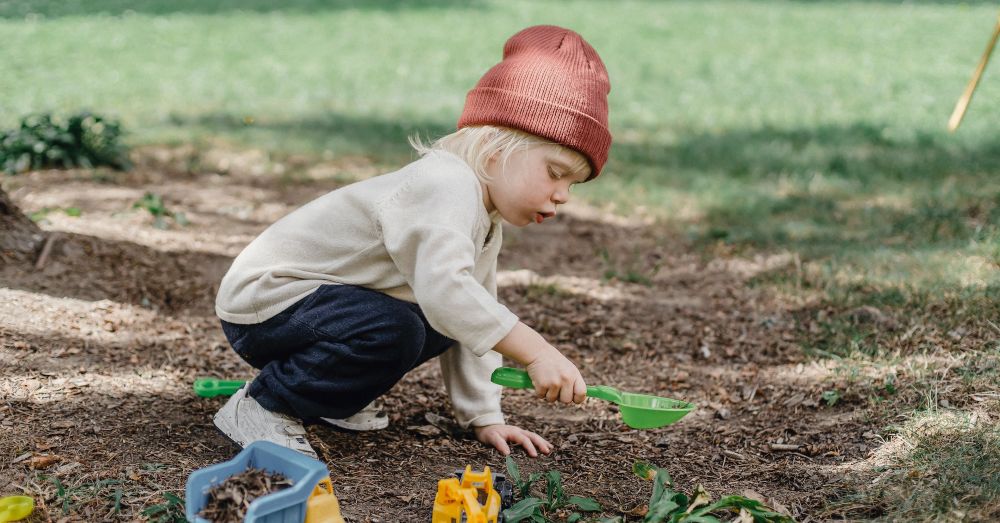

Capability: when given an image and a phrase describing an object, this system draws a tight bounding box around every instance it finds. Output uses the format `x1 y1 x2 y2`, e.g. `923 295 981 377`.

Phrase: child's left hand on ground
474 424 552 457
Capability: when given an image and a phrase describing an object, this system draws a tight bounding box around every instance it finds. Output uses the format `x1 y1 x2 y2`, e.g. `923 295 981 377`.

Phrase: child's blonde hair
409 125 591 184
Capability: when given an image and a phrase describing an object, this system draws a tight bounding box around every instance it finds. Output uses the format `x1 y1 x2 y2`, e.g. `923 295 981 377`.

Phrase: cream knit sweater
215 150 518 428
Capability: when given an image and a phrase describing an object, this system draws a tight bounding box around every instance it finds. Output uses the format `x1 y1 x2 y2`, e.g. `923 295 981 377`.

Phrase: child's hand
474 424 552 457
525 349 587 404
493 322 587 404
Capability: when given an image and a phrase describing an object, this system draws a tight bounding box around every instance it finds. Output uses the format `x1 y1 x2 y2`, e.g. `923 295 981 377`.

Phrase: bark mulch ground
0 150 907 521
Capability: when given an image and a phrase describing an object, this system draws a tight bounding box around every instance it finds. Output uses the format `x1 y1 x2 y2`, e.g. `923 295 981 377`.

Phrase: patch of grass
42 475 125 518
599 247 661 286
141 491 186 523
133 192 188 229
828 412 1000 521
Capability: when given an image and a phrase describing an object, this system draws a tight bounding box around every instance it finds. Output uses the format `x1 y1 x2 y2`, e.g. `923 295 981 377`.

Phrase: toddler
213 25 612 459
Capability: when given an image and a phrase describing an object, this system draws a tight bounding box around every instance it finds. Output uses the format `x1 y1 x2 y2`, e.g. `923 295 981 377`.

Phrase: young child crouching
213 25 612 459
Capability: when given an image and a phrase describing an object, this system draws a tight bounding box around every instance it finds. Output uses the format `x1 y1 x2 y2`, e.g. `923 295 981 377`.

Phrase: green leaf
643 499 680 523
567 495 601 512
689 495 793 523
677 516 722 523
502 497 544 523
568 513 583 523
649 468 675 507
821 389 841 406
545 470 565 510
633 460 657 480
684 484 712 514
506 455 521 483
63 206 82 217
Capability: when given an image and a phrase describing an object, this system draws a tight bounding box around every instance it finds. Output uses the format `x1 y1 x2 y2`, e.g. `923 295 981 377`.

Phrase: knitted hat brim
459 87 612 180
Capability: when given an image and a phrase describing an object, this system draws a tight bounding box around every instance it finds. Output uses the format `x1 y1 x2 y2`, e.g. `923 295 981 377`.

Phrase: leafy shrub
1 112 130 174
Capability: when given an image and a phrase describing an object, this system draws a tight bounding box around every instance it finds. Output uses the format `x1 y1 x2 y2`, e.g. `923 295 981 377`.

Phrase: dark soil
0 146 897 521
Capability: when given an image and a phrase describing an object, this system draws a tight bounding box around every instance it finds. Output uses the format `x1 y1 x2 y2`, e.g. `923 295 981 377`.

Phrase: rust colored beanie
458 25 612 179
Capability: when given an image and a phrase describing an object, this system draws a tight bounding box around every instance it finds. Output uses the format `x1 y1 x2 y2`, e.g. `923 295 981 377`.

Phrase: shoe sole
321 417 389 432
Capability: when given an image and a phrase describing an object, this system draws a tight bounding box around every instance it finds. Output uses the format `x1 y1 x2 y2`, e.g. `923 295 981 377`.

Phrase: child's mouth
535 211 555 224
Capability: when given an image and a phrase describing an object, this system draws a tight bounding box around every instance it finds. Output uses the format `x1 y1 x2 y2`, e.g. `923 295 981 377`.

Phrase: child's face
483 145 590 227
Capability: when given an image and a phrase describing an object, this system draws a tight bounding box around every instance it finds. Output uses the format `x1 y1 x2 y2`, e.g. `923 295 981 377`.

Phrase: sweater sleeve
375 168 519 357
439 254 506 428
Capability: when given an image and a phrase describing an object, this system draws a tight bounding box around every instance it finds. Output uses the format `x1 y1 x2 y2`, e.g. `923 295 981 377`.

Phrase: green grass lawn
3 1 1000 519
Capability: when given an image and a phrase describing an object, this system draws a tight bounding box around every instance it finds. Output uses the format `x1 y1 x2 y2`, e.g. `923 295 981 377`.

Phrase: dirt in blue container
198 467 294 522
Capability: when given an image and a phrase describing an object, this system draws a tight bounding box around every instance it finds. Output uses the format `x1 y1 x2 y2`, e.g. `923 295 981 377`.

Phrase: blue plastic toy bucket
185 441 329 523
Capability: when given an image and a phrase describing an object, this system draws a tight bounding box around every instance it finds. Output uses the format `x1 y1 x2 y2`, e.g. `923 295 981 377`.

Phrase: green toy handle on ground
490 367 695 429
193 378 246 398
0 496 34 523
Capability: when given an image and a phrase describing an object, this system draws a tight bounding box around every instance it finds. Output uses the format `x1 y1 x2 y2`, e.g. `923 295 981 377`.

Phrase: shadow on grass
169 111 456 163
609 122 1000 258
0 0 484 19
614 122 1000 184
170 111 1000 263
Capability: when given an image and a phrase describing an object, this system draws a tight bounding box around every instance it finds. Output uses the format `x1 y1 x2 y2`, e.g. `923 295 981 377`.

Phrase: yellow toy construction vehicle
432 466 514 523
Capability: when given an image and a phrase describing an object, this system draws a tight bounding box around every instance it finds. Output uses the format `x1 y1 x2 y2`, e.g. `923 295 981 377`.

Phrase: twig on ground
34 233 57 270
722 450 746 461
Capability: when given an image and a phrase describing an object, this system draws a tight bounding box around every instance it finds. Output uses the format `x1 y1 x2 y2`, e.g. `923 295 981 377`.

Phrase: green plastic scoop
193 378 246 398
490 367 695 429
0 496 34 523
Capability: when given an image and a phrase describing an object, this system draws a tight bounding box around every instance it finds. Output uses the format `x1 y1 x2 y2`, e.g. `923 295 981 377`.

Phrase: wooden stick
948 14 1000 132
34 233 57 270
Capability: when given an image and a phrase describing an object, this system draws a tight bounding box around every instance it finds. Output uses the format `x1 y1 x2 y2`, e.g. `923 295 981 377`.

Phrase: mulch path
0 147 894 521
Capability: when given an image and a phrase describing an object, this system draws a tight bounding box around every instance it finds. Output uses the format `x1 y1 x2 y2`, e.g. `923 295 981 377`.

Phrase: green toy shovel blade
490 367 694 429
0 496 34 523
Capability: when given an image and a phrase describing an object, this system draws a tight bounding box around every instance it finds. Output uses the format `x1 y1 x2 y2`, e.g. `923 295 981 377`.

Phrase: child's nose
552 189 569 204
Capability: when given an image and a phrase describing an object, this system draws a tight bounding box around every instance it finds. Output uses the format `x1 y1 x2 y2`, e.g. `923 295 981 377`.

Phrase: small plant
821 389 841 407
133 192 188 229
142 492 186 523
622 461 794 523
43 475 124 516
503 456 602 522
29 206 82 222
1 112 130 174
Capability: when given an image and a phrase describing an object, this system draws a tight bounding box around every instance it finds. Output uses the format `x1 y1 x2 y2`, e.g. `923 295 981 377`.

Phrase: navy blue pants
220 284 456 421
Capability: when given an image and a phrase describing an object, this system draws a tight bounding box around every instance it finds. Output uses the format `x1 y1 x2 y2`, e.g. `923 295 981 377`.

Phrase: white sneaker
213 385 318 459
321 400 389 431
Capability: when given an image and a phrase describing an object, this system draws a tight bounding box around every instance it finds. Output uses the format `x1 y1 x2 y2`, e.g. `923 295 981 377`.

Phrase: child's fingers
523 430 552 455
535 385 549 400
573 378 587 404
488 433 511 456
545 386 560 403
512 431 539 457
559 383 575 404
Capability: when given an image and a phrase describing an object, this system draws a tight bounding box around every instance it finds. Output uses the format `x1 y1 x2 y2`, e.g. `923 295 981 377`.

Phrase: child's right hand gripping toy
432 466 514 523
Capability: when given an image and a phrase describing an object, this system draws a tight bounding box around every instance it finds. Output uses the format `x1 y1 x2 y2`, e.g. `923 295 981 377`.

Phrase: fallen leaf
29 454 60 469
407 425 441 437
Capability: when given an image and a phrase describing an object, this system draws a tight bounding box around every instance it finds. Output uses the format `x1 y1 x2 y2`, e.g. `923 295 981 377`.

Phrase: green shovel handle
193 378 246 397
489 367 623 404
